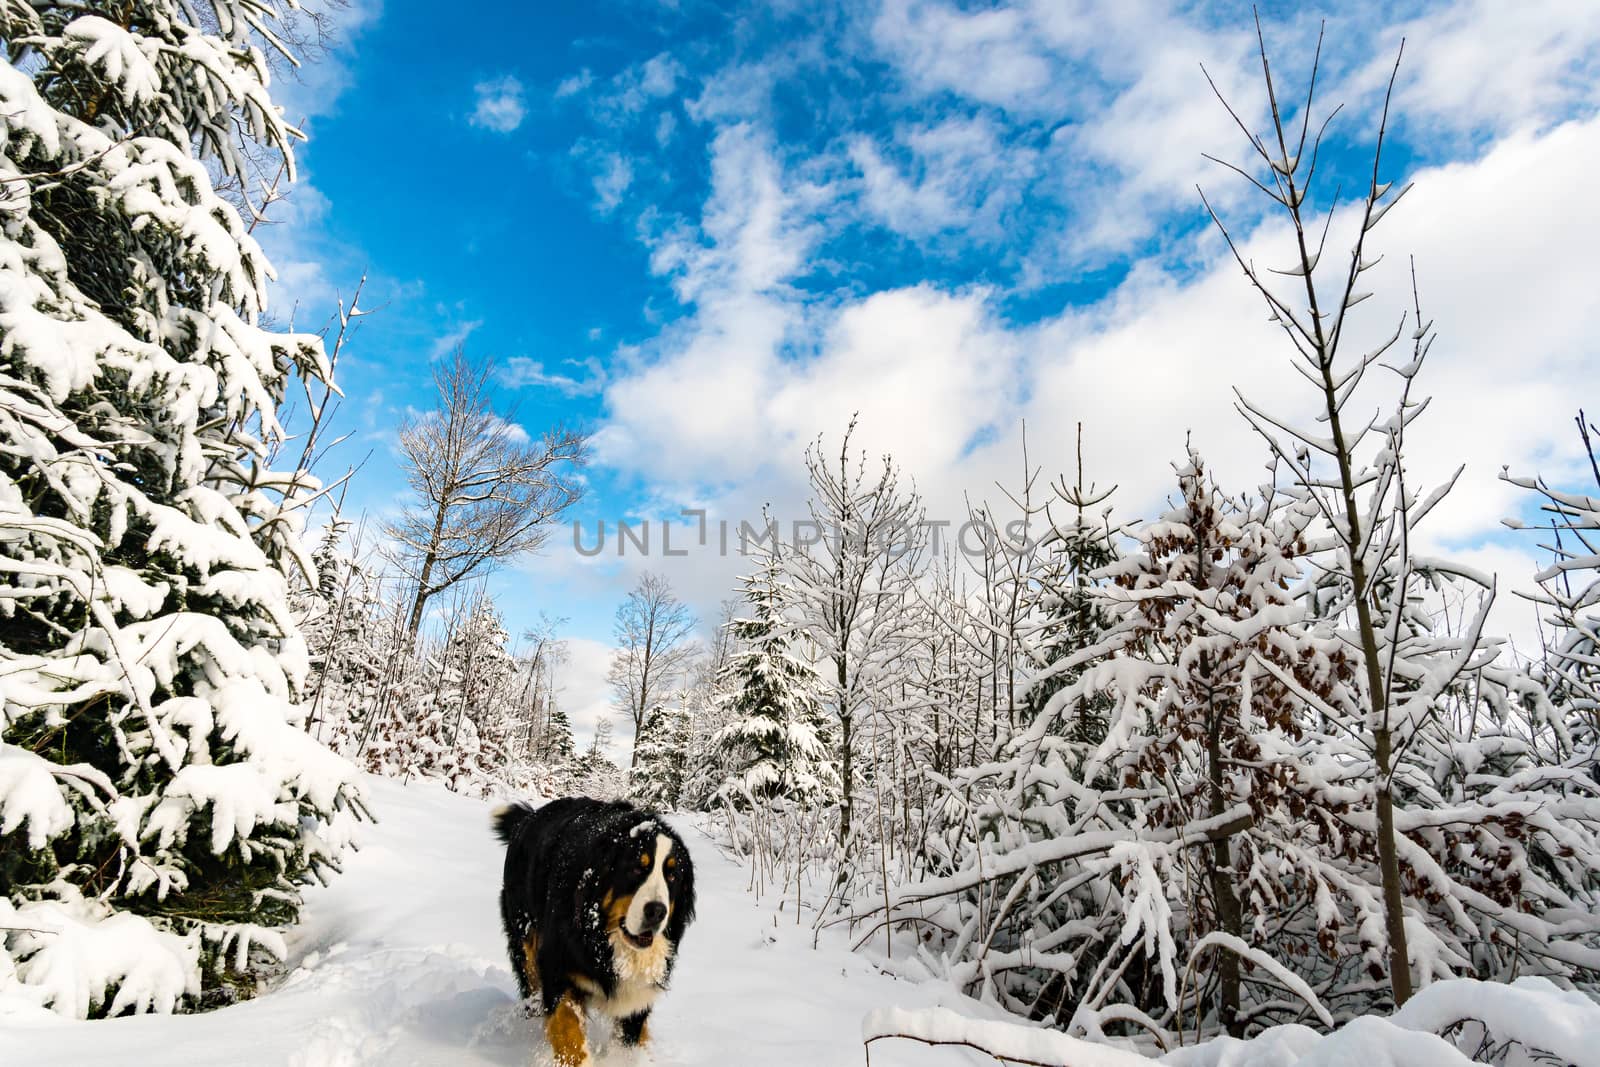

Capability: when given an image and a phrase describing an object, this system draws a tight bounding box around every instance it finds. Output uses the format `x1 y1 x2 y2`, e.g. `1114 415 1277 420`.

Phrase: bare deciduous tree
609 572 698 768
785 417 927 849
386 348 587 641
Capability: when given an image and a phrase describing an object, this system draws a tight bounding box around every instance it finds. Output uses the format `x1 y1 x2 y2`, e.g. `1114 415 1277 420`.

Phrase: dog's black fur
493 796 695 1062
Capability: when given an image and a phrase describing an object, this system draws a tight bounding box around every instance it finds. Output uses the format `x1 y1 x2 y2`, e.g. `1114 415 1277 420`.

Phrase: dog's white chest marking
604 928 673 1018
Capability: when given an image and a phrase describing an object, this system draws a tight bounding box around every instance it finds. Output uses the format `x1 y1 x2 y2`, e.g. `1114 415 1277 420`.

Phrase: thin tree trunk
406 504 448 641
838 655 854 849
1205 688 1243 1036
1322 361 1414 1007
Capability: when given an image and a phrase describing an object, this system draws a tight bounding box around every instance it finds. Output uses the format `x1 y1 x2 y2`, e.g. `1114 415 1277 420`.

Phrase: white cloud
861 0 1600 272
556 68 594 99
597 124 818 480
428 319 483 361
584 109 1600 645
870 0 1061 114
500 355 607 397
471 75 528 133
655 111 678 147
557 636 617 749
639 53 684 98
585 52 687 126
850 115 1036 240
1349 0 1600 140
593 153 634 214
485 413 531 446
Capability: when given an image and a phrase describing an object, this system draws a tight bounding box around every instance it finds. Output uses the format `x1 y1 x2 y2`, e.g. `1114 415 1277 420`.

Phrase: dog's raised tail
491 800 536 845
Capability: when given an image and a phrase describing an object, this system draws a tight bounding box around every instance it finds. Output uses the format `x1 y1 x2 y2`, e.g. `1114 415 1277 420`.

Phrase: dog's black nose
642 900 667 928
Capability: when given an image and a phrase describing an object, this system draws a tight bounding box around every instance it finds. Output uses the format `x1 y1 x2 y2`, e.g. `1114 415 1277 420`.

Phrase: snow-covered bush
1503 426 1600 759
843 454 1600 1041
0 0 365 1016
289 524 593 801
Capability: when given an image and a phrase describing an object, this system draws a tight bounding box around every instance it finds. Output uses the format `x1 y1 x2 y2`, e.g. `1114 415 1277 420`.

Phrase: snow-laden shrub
855 454 1600 1041
0 0 363 1016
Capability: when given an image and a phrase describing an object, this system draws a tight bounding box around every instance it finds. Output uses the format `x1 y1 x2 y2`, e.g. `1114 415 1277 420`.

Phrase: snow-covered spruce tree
715 546 836 805
437 591 517 789
630 698 692 810
1023 427 1120 747
0 1 362 1016
678 625 741 812
535 702 577 768
573 719 626 800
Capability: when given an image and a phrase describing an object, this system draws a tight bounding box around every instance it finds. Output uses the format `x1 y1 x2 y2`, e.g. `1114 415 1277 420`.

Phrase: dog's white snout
624 834 673 937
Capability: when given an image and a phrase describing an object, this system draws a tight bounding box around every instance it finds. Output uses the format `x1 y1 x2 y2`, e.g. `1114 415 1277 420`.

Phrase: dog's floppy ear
667 842 695 942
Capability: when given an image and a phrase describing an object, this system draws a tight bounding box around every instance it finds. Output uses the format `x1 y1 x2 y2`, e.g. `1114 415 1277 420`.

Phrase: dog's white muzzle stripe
624 834 673 936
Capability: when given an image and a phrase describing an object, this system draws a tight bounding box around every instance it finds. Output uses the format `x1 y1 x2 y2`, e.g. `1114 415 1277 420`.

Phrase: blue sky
263 0 1600 743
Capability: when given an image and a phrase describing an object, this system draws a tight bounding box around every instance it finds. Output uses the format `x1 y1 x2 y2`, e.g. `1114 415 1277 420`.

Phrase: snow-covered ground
4 777 1598 1066
0 777 988 1066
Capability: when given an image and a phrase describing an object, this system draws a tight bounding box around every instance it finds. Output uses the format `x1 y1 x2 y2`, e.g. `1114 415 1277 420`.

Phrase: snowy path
2 778 985 1066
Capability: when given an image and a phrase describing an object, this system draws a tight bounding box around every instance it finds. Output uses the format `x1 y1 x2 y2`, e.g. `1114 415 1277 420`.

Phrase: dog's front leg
544 991 591 1067
615 1008 651 1048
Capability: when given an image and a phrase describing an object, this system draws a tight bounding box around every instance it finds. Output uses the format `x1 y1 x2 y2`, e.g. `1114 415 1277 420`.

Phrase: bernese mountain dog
492 797 696 1066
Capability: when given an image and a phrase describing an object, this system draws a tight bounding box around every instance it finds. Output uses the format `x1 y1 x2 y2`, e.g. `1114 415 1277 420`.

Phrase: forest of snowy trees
2 0 1597 1061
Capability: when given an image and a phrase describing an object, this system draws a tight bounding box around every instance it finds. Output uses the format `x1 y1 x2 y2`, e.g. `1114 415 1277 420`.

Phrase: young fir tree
538 703 577 767
1023 436 1120 747
1077 455 1362 1035
0 1 362 1016
574 719 626 800
630 699 693 810
715 551 836 804
438 593 517 787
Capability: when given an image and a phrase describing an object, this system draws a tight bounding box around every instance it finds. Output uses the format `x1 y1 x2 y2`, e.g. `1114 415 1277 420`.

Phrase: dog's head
593 816 695 951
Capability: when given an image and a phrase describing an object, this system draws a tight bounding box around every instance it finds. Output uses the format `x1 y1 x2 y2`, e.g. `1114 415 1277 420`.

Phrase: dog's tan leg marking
545 993 590 1067
521 931 541 998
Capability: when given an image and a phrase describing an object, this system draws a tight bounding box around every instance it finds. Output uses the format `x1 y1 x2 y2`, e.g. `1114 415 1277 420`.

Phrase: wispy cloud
555 69 594 100
592 153 634 214
499 355 607 398
471 74 528 133
849 114 1035 241
428 319 482 360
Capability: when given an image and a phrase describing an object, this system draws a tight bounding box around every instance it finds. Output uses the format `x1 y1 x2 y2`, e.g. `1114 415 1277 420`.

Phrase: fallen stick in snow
862 1006 1152 1067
